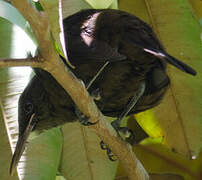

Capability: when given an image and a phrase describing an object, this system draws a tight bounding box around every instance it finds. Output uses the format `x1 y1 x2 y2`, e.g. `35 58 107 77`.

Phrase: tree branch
8 0 149 179
0 56 42 67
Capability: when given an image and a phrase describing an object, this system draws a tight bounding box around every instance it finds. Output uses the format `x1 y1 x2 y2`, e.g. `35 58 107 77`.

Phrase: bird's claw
100 140 108 150
100 141 117 161
80 119 98 126
111 121 136 145
75 106 98 126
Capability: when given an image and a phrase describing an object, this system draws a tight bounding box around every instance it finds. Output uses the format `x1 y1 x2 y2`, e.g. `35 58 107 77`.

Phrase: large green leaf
0 1 37 45
61 122 118 180
120 0 202 159
189 0 202 20
0 107 18 180
148 0 202 158
20 128 63 180
0 12 63 180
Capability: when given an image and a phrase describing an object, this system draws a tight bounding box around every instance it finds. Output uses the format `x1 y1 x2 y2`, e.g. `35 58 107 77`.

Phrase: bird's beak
10 113 37 176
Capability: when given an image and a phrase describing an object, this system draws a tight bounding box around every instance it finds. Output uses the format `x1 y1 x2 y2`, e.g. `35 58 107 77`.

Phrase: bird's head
10 76 43 175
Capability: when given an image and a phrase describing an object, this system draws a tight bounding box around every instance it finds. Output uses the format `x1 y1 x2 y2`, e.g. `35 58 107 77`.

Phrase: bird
9 68 79 175
10 8 196 175
63 8 196 132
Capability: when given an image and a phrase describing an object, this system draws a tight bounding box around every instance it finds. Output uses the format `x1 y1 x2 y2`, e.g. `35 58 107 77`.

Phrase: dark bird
9 68 78 175
10 9 196 175
63 8 196 133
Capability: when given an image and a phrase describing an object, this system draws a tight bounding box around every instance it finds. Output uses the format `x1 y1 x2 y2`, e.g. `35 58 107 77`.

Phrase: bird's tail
143 48 197 76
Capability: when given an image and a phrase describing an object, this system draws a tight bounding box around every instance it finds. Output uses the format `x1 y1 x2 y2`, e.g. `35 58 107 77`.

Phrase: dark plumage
64 9 195 117
10 9 196 175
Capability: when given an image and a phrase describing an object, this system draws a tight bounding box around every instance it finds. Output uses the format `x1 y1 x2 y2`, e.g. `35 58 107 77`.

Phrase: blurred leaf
84 0 115 8
134 138 201 180
39 0 73 68
0 1 26 31
0 18 36 58
188 0 202 19
0 1 37 45
60 122 118 180
62 0 91 19
150 173 184 180
117 137 202 180
109 0 118 9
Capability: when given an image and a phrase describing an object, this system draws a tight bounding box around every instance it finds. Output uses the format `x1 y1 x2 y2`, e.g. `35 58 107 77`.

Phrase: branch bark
0 56 42 67
8 0 149 179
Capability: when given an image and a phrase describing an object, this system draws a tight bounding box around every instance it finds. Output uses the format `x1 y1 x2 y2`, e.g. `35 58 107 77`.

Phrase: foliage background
0 0 201 179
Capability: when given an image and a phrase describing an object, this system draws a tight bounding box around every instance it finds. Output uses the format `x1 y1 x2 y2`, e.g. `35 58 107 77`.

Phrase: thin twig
0 56 42 68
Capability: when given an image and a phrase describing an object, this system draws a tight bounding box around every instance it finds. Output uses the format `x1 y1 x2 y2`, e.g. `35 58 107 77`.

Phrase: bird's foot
75 106 97 126
100 141 117 161
111 121 136 145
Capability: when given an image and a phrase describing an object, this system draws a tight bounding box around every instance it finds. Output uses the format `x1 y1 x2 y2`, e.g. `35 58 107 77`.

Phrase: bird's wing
66 36 126 65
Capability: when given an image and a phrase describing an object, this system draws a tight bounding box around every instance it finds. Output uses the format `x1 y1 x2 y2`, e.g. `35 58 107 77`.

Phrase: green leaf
147 0 202 159
62 0 91 18
39 0 74 68
0 107 18 180
120 0 202 159
0 1 37 45
0 11 62 179
188 0 202 20
21 128 63 180
134 110 164 138
60 122 118 180
84 0 116 8
0 18 36 58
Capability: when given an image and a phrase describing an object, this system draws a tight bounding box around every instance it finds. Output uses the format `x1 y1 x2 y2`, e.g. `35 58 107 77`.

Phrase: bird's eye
24 102 33 114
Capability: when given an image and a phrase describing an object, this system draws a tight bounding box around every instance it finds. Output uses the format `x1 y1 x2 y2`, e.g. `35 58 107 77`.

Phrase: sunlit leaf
0 1 37 45
134 110 164 138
